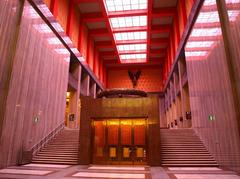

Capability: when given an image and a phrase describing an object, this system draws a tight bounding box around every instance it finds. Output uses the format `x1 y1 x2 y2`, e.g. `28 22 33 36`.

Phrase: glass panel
105 0 147 12
136 147 144 158
107 120 119 145
109 147 117 158
133 120 146 145
121 120 132 145
123 147 131 158
110 16 147 28
114 31 147 41
94 121 106 157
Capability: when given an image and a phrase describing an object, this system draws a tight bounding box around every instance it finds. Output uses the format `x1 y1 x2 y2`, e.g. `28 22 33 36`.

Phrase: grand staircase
32 128 79 165
160 129 218 167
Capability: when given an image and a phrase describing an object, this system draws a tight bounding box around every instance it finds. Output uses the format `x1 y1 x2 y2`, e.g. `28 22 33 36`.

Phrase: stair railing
31 122 65 156
19 122 65 165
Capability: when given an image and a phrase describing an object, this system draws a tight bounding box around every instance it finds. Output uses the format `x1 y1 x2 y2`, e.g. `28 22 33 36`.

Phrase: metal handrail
30 122 65 156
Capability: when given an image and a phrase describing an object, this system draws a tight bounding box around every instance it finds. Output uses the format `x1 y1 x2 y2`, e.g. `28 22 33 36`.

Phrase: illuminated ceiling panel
120 53 147 63
204 0 240 6
114 31 147 41
191 28 222 37
54 49 69 55
120 53 146 59
185 0 223 60
196 12 219 23
105 0 147 12
185 51 208 57
110 16 147 28
117 44 147 52
34 24 52 33
186 41 214 48
228 10 240 21
48 37 72 45
105 0 149 63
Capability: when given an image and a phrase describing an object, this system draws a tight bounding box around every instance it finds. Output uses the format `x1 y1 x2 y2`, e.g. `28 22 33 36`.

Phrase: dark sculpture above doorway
97 89 147 98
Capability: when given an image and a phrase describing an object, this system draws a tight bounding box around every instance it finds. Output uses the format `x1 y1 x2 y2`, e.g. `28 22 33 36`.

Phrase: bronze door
92 119 147 165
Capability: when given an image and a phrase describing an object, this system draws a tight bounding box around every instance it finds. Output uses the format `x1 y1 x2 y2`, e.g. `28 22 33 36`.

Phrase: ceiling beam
152 7 177 17
150 49 166 54
112 26 147 33
95 41 113 48
185 47 213 51
194 22 220 28
73 0 99 3
99 51 117 57
151 25 171 34
116 39 147 45
89 28 109 37
149 57 165 61
147 0 153 63
118 50 146 55
99 0 120 63
105 61 163 68
81 12 105 22
151 38 169 45
108 9 148 18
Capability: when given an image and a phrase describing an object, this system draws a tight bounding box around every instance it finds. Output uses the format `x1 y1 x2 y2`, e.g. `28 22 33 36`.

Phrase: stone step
160 129 218 167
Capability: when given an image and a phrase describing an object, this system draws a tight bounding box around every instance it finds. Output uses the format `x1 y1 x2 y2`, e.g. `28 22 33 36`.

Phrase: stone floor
0 164 239 179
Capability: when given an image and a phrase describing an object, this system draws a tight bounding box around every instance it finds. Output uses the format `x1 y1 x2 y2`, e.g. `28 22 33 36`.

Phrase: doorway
92 118 147 165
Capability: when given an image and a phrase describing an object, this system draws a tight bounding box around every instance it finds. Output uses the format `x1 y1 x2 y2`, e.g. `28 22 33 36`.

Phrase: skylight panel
204 0 240 6
23 6 40 19
48 37 62 45
203 0 216 6
48 37 72 45
105 0 147 12
186 41 214 48
228 10 240 21
196 12 220 23
34 24 52 33
190 28 222 37
51 22 64 32
37 4 54 18
117 44 147 52
114 31 147 41
120 53 146 60
54 49 69 55
185 51 207 57
110 16 147 28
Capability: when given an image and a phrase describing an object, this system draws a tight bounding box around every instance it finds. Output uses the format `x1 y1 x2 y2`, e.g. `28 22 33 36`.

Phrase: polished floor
0 164 239 179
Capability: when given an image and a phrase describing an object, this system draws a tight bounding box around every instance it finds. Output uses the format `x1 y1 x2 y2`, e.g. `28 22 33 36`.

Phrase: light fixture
105 0 147 12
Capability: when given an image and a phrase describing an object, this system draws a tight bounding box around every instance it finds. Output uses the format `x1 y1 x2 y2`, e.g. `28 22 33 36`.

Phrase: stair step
162 158 216 161
161 164 219 167
160 129 218 167
33 129 79 165
33 155 78 160
36 153 78 157
161 160 218 164
32 160 78 164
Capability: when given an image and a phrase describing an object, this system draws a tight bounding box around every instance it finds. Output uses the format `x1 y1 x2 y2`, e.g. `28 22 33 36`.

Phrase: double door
92 118 147 165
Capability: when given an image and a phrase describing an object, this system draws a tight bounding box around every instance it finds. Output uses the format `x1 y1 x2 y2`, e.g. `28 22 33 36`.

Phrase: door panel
93 121 106 164
92 118 147 165
133 120 147 164
107 120 119 163
120 120 133 164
